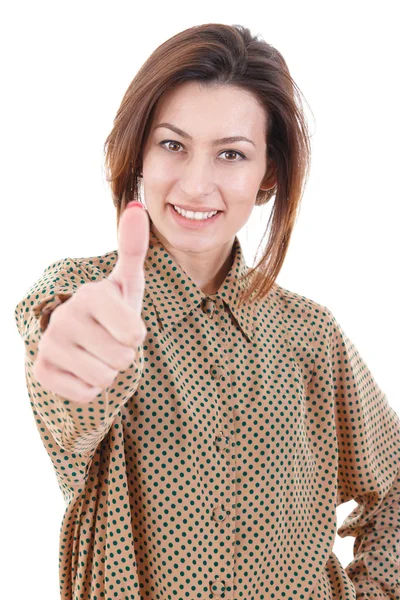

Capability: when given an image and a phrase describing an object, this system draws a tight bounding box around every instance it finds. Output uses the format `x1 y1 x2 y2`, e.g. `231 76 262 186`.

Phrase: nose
178 156 215 198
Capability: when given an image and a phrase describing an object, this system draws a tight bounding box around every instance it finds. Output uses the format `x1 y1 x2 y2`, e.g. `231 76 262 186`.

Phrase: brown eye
221 150 243 161
160 140 182 152
159 140 246 162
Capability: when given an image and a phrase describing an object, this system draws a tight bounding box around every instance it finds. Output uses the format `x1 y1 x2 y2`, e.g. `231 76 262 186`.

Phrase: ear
259 158 277 192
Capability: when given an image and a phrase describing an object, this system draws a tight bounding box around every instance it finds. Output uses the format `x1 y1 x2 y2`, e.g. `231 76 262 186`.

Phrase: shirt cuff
32 292 74 332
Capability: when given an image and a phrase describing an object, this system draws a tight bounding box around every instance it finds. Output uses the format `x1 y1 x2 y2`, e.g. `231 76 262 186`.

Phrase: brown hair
103 23 313 308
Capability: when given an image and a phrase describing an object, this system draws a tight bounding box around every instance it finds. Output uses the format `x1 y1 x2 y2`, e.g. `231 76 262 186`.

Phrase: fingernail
126 201 144 210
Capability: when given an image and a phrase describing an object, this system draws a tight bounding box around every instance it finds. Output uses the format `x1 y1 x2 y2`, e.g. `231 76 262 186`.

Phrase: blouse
14 228 400 600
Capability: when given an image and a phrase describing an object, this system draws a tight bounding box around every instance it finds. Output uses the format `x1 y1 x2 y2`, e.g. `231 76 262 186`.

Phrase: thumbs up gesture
33 202 150 404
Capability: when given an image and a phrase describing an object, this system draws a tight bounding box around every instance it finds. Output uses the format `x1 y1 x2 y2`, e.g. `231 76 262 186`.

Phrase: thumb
108 202 150 313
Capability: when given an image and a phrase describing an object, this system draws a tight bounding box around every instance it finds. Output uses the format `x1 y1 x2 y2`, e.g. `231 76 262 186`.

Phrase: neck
150 224 235 295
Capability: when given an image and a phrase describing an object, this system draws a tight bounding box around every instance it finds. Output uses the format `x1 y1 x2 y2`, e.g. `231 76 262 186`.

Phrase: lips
169 203 222 213
168 202 223 228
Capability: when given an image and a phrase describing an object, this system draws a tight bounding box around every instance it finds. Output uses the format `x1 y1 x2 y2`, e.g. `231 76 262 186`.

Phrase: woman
14 23 400 600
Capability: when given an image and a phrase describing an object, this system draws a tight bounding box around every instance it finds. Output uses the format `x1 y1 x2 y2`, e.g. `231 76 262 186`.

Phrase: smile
168 203 223 229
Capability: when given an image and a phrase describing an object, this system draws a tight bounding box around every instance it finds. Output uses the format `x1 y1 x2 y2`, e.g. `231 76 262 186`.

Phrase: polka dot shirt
14 228 400 600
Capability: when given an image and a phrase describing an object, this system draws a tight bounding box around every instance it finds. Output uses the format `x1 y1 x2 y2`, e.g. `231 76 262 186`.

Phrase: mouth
168 203 223 228
168 203 223 213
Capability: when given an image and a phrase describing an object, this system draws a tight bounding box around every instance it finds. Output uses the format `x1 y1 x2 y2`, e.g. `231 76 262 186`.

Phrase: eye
159 140 247 162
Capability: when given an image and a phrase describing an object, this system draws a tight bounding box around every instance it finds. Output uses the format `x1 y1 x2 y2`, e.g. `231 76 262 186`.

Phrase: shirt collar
144 228 261 341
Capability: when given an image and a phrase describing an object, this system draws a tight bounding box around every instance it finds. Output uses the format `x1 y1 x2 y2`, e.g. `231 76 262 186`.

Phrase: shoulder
253 282 339 388
270 282 334 319
61 250 118 282
26 249 118 295
266 282 337 342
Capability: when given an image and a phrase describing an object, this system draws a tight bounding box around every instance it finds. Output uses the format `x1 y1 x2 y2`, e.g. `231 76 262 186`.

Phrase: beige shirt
14 229 400 600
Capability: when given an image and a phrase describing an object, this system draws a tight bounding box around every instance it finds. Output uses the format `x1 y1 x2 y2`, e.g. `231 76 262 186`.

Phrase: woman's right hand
33 202 150 404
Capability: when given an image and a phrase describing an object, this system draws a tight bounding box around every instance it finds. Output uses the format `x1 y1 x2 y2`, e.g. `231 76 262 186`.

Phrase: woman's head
140 80 276 259
104 23 313 307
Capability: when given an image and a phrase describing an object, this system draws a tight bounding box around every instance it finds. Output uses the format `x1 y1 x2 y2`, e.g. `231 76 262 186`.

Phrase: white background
3 0 399 597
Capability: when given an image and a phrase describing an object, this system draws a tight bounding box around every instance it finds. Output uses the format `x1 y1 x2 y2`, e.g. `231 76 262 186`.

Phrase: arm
14 257 144 492
327 309 400 599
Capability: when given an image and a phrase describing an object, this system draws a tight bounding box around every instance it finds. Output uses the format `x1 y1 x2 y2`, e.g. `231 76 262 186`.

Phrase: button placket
204 297 233 599
211 427 233 597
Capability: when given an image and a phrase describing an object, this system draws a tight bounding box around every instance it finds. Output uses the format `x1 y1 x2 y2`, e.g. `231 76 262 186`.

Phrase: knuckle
38 333 57 362
38 330 50 353
107 370 120 386
65 381 100 405
101 370 118 388
124 347 136 367
128 320 147 345
83 371 112 396
72 391 95 404
90 365 118 389
129 333 143 349
32 361 44 385
114 350 133 372
78 281 93 296
74 282 95 306
48 304 73 331
134 326 147 347
84 389 101 404
33 354 50 382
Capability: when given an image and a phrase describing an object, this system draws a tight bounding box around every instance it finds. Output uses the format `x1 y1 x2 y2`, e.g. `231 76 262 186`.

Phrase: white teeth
173 205 218 220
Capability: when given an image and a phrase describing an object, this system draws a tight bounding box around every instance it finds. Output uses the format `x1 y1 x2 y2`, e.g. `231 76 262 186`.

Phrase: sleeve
14 256 144 494
327 308 400 599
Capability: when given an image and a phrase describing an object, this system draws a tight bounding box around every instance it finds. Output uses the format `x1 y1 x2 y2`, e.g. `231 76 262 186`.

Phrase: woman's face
141 81 276 253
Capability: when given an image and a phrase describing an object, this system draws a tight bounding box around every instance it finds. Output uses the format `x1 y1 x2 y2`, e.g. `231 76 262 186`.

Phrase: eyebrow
153 122 256 148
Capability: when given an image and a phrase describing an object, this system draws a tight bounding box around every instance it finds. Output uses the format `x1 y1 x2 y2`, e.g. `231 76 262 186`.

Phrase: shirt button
210 364 223 379
210 576 226 597
201 297 216 317
215 431 229 453
212 504 228 522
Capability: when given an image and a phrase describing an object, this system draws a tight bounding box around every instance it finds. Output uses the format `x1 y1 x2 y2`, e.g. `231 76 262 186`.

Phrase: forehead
150 82 267 141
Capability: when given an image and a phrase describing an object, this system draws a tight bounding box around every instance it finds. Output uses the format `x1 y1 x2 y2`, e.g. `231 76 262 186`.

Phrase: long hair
103 23 313 308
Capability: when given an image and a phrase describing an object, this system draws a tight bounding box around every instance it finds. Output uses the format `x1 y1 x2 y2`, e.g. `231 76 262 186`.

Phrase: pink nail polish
126 201 144 210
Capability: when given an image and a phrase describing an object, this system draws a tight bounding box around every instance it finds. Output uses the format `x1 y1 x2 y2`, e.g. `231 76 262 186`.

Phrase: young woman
15 23 400 600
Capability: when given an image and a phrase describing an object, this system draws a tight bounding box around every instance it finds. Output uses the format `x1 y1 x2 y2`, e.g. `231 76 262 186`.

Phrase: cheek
225 190 256 211
223 179 256 207
143 153 172 183
145 169 172 189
